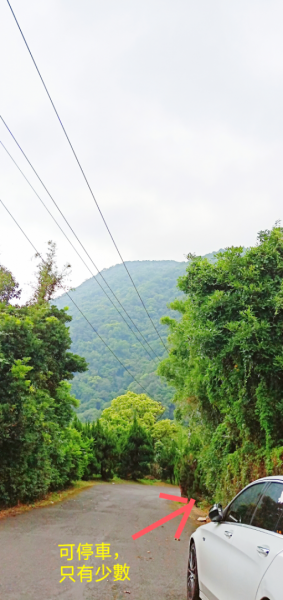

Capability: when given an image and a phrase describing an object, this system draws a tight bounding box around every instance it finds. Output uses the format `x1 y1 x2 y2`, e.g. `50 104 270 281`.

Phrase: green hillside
55 256 221 422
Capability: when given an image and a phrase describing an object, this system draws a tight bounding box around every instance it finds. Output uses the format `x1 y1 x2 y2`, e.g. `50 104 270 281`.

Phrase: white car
187 476 283 600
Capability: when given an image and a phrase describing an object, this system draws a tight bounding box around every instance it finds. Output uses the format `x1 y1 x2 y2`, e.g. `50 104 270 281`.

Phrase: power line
0 119 161 362
0 117 160 361
0 138 159 363
0 196 150 395
6 0 168 353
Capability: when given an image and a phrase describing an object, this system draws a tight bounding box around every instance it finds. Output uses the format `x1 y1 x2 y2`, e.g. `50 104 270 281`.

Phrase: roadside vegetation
0 243 87 506
159 225 283 504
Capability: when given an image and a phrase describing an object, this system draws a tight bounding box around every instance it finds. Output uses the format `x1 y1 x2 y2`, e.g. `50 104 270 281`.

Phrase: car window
225 483 266 524
251 482 283 534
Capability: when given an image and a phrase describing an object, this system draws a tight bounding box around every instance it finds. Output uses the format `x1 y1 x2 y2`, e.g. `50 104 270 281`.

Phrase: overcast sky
1 0 283 299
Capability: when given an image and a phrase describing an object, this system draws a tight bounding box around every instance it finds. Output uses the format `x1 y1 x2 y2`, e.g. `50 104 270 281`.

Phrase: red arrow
132 493 195 540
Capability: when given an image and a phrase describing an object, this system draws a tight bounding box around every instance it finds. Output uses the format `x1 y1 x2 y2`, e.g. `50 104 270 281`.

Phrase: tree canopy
0 264 21 304
100 392 165 437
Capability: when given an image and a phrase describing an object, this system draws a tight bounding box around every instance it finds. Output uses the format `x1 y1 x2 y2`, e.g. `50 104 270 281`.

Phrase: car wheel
187 541 200 600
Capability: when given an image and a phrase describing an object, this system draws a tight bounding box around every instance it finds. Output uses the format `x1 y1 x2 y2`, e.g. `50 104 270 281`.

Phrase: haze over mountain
55 253 221 421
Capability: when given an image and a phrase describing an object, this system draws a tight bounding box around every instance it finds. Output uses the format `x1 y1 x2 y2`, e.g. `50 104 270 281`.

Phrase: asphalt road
0 482 200 600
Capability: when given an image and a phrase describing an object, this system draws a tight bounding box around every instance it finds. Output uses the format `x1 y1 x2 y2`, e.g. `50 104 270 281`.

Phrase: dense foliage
0 301 87 505
159 226 283 504
0 247 89 506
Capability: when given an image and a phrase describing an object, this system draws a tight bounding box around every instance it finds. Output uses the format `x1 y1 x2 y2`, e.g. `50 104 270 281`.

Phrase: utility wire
6 0 168 353
0 119 161 362
0 197 150 395
0 138 159 363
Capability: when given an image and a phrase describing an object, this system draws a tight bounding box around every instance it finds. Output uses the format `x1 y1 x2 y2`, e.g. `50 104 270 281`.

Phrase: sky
1 0 283 300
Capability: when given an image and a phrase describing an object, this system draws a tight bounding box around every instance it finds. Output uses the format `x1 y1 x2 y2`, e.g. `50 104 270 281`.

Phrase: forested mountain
55 255 220 422
54 261 182 421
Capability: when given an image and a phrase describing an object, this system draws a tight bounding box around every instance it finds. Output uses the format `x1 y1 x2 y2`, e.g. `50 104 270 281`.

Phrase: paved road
0 482 200 600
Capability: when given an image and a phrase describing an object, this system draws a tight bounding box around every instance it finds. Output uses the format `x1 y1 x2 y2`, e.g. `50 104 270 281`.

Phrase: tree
154 439 177 483
90 420 117 480
30 241 71 305
120 416 154 480
0 264 21 304
158 225 283 503
100 392 165 438
152 419 178 442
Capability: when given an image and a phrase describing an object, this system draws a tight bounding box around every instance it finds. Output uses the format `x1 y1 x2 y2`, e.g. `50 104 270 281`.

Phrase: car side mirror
209 503 223 522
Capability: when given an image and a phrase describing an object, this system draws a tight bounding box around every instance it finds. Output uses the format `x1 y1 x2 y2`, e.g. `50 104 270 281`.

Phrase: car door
197 482 267 600
222 481 283 600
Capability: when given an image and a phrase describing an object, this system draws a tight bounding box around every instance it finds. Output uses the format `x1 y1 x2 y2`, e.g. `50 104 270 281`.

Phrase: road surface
0 482 200 600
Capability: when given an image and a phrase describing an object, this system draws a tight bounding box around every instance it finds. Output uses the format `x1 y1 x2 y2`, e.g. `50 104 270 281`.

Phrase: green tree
152 419 179 442
0 264 21 303
100 392 164 438
158 226 283 503
154 439 177 483
89 420 117 480
30 241 71 305
120 416 154 480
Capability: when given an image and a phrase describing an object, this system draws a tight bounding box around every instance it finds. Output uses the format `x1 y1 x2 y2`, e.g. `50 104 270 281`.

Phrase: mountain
54 255 221 422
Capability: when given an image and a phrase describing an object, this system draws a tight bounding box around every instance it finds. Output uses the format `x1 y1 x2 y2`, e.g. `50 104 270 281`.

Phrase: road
0 482 200 600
